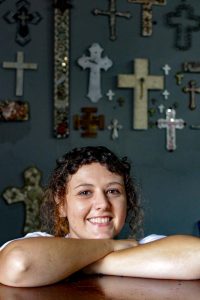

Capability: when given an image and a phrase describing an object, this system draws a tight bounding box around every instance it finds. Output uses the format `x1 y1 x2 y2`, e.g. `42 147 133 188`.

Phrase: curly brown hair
40 146 143 238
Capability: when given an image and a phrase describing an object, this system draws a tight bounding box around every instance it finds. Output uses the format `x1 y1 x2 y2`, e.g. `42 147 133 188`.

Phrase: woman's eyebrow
74 183 94 189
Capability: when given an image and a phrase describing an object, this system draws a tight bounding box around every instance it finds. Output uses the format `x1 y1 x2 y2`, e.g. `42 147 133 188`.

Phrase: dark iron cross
93 0 131 40
4 0 42 46
183 80 200 110
166 2 200 51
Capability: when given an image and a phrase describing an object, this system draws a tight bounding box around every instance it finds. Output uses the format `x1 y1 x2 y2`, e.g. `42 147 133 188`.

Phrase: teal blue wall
0 0 200 245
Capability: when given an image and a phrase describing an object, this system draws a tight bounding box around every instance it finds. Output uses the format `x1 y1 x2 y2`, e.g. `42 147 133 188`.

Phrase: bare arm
0 237 137 287
84 235 200 280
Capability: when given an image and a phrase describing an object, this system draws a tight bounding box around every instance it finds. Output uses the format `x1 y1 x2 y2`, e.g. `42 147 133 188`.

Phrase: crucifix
157 108 185 151
128 0 166 36
3 51 38 96
78 43 113 103
2 166 44 234
166 2 200 51
183 80 200 110
4 0 42 46
93 0 131 40
118 58 164 129
108 118 122 140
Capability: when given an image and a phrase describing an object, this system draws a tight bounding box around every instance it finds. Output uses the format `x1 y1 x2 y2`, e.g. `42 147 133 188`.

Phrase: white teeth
88 217 111 224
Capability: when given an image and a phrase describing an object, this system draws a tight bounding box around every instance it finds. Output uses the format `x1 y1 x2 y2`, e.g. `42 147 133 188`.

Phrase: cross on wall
183 80 200 110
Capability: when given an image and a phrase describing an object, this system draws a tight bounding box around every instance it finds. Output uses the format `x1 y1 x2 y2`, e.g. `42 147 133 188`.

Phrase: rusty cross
73 107 104 137
93 0 131 40
183 80 200 110
128 0 166 36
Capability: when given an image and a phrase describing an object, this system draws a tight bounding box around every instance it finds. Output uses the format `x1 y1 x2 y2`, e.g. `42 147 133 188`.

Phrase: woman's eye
107 189 120 195
79 190 91 196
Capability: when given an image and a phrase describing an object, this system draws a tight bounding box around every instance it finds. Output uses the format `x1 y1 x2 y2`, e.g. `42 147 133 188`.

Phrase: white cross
157 108 185 151
108 119 122 140
106 89 115 101
162 89 170 100
158 104 165 113
3 51 38 96
78 43 113 103
162 64 171 75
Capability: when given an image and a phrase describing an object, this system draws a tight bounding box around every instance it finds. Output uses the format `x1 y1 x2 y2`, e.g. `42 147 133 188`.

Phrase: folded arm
84 235 200 280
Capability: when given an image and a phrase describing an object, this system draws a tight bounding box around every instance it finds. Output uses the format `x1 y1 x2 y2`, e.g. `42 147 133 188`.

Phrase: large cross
93 0 131 40
183 80 200 110
2 166 44 234
118 58 164 129
166 3 200 51
128 0 166 36
157 108 185 151
78 43 113 103
4 0 42 46
3 51 37 96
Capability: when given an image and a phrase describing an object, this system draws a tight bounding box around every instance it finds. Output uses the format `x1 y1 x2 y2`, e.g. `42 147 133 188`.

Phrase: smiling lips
88 217 112 225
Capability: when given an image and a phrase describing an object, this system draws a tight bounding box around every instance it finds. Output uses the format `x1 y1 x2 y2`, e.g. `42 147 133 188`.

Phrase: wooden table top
0 275 200 300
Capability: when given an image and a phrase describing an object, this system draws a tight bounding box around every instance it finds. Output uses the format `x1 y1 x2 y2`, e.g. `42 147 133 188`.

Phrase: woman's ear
55 196 67 217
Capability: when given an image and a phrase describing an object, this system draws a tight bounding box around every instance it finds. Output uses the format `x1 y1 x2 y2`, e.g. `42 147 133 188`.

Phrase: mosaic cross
2 166 44 234
183 80 200 110
4 0 42 46
73 107 104 137
0 100 29 121
93 0 131 40
128 0 166 36
157 108 185 151
166 2 200 51
118 58 164 129
3 51 37 96
53 0 70 138
108 118 122 140
78 43 113 103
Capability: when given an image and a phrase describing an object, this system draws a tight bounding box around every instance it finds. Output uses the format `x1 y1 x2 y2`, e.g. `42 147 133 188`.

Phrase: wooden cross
0 100 29 121
118 58 164 129
108 118 122 140
78 43 113 103
166 3 200 50
73 107 104 137
3 51 37 96
183 80 200 110
93 0 131 40
157 108 185 151
2 166 44 234
175 72 184 85
128 0 166 36
4 0 42 45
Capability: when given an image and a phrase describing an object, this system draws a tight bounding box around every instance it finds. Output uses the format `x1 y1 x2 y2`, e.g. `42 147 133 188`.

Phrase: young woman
0 146 200 287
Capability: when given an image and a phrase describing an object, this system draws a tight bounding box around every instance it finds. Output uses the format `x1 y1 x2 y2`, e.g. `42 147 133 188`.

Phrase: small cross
162 64 171 75
128 0 166 36
175 72 184 85
93 0 131 40
78 43 112 103
158 104 165 113
162 89 170 100
3 51 38 96
183 80 200 110
2 166 44 234
157 108 185 151
108 118 122 140
106 89 115 101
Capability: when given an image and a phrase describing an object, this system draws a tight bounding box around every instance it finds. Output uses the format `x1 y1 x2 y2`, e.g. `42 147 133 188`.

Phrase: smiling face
59 163 127 239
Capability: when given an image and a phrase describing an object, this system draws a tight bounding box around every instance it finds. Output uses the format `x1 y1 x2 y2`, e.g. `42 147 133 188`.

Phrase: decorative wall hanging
73 107 104 137
93 0 131 41
106 89 115 101
128 0 166 36
162 64 171 75
157 108 185 151
183 80 200 110
2 166 44 234
166 2 200 51
183 62 200 72
108 118 122 140
53 0 71 138
4 0 42 46
175 72 184 85
3 51 38 96
0 100 29 121
118 58 164 130
78 43 113 103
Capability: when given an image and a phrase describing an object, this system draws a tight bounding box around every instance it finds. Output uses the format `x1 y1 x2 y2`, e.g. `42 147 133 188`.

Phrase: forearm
86 235 200 280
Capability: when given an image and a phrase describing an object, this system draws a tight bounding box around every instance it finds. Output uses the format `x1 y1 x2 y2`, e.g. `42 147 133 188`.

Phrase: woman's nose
93 192 110 210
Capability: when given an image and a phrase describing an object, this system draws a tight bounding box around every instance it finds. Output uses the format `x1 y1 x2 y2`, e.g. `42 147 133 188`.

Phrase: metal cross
183 80 200 110
78 43 113 103
4 0 42 46
128 0 166 36
3 51 37 96
108 118 122 140
162 64 171 75
162 89 170 100
157 108 185 151
166 2 200 51
118 58 164 129
106 89 115 101
93 0 131 40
